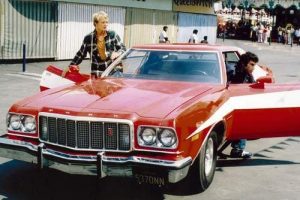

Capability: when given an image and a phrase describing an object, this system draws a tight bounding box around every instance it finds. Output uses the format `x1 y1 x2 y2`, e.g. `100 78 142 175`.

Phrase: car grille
39 115 131 151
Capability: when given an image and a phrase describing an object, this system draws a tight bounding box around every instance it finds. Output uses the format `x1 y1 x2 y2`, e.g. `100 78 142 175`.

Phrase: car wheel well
173 131 218 193
212 122 225 147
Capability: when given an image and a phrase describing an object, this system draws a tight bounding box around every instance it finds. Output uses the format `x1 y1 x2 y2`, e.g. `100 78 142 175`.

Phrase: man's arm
70 38 88 66
108 32 126 60
114 33 126 54
62 37 89 77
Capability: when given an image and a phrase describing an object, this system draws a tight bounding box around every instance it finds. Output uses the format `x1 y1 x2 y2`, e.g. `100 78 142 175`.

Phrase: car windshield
107 49 221 83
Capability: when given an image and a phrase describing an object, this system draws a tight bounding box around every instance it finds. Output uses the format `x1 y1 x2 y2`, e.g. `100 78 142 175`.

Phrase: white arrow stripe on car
187 89 300 139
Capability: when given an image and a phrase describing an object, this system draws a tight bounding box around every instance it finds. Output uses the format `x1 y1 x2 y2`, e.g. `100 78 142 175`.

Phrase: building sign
173 0 214 14
54 0 172 11
173 0 213 7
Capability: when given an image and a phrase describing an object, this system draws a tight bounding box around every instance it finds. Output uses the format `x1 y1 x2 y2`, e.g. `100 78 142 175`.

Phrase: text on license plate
135 174 165 186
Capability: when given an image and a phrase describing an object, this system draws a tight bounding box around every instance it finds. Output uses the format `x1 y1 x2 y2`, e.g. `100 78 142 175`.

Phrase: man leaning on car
228 51 259 158
62 11 126 78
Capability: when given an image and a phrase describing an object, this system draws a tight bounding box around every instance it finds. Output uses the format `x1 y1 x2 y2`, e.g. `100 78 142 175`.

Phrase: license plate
134 174 166 186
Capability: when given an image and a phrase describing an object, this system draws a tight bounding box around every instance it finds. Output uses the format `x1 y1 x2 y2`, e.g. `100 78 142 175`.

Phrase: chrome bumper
0 137 192 183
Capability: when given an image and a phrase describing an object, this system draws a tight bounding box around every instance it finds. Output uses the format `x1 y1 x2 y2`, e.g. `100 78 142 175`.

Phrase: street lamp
241 0 255 21
289 8 295 47
221 0 234 42
268 0 275 45
268 0 275 19
243 0 249 9
226 0 232 9
241 0 249 22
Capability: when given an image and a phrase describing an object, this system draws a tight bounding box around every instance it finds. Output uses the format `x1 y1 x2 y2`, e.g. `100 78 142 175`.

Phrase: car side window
223 51 239 82
224 52 239 63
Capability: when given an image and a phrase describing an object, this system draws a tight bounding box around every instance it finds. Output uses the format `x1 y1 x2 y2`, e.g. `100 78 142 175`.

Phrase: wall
2 0 57 59
1 0 219 60
55 0 173 11
56 2 125 60
124 8 177 47
177 13 217 44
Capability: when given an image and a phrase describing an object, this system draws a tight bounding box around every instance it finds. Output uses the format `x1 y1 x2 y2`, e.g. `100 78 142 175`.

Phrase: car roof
132 43 242 52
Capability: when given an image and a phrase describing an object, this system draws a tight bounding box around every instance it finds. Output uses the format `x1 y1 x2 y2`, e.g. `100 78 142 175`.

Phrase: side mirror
256 76 274 83
249 81 265 89
249 76 274 89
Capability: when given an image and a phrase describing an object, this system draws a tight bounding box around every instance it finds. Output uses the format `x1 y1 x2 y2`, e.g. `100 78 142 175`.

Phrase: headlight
9 115 22 130
158 129 177 147
140 128 156 145
7 113 36 134
138 126 178 149
24 116 36 132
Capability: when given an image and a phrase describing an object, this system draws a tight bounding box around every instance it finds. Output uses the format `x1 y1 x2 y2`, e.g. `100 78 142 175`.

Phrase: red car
1 44 300 192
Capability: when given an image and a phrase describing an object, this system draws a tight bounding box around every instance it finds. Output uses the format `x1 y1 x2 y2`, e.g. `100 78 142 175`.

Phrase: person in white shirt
286 27 293 45
277 26 283 43
159 26 169 43
257 23 264 43
264 25 271 43
295 27 300 46
188 29 199 43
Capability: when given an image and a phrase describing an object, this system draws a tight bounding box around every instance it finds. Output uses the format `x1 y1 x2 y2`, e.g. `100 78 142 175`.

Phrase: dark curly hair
236 51 259 73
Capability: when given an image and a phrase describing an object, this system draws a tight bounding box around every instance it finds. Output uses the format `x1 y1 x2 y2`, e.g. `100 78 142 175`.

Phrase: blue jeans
231 139 246 150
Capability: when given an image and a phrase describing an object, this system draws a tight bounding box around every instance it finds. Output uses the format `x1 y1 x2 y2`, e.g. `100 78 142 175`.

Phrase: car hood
24 78 212 118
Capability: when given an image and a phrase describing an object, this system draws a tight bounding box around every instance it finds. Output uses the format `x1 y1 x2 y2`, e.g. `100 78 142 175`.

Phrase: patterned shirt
70 30 126 73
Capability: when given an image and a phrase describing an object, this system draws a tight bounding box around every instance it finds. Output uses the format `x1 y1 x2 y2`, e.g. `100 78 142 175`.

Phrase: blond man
63 11 126 77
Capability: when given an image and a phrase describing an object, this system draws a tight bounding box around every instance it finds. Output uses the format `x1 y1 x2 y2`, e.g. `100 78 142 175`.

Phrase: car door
225 83 300 140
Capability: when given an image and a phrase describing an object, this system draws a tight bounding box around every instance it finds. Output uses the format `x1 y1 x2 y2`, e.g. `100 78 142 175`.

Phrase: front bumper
0 136 192 184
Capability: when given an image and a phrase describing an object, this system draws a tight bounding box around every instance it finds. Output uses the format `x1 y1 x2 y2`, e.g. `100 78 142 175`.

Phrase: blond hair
93 11 109 26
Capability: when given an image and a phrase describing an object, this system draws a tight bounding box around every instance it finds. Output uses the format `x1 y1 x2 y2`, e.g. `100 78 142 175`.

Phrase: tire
196 131 218 191
174 131 217 194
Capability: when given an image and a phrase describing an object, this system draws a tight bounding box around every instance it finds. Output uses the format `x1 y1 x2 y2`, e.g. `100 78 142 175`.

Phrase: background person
295 27 300 46
264 25 271 44
250 23 257 42
277 26 283 43
200 36 208 44
188 29 199 43
63 11 126 78
286 25 294 45
159 26 169 43
257 23 264 43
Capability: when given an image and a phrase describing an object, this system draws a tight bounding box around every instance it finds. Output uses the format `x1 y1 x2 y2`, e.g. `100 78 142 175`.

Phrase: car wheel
171 131 218 194
197 131 217 191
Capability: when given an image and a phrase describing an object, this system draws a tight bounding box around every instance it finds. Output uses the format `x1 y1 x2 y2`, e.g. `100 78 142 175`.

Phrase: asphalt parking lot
0 39 300 200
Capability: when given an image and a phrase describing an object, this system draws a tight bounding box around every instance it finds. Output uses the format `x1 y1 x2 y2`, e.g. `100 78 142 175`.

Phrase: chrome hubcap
205 138 214 177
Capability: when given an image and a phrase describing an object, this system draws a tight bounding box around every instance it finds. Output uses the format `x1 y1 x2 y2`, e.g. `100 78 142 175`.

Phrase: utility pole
268 0 275 45
22 42 26 72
